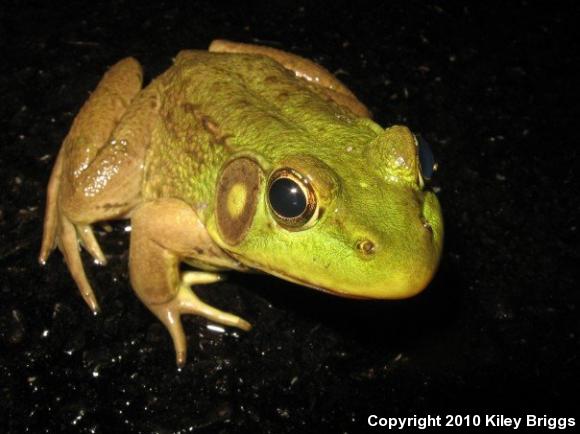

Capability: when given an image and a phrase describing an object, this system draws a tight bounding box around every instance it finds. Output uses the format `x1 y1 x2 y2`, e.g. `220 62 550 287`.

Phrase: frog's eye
415 134 438 182
268 169 317 229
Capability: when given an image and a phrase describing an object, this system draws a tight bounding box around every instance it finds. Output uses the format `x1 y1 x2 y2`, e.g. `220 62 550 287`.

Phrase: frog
39 40 443 366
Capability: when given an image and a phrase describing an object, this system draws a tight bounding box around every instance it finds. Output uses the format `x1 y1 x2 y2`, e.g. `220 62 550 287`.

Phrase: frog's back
167 50 377 154
143 50 377 213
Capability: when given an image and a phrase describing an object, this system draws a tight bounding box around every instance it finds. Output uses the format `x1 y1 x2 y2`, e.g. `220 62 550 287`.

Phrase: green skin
144 51 443 298
40 43 443 364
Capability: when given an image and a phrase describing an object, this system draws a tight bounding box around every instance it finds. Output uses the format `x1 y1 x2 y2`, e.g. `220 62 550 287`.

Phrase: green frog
40 40 443 366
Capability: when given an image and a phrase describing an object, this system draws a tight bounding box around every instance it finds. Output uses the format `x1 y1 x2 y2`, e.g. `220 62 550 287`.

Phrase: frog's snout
343 190 443 299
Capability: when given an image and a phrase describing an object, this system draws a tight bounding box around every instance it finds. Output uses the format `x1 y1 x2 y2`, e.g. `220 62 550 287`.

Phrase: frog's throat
227 252 371 300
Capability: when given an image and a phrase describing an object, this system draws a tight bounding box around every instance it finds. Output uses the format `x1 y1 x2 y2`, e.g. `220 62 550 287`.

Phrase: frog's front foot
130 198 252 366
149 272 251 367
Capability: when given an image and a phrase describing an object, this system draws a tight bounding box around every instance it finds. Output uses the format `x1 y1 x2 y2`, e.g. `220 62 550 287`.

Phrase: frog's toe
77 224 107 265
150 300 189 367
177 286 252 332
59 216 100 313
39 221 57 265
148 282 251 366
181 272 249 330
182 271 223 285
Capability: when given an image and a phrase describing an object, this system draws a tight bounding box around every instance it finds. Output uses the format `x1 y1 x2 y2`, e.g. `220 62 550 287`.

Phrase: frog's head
207 125 443 299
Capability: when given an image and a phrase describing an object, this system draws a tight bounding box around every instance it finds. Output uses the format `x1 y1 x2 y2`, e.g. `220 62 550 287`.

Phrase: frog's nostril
420 215 433 234
356 239 376 256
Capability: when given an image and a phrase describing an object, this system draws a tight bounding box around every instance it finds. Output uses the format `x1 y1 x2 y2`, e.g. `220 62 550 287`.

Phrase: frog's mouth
227 252 372 300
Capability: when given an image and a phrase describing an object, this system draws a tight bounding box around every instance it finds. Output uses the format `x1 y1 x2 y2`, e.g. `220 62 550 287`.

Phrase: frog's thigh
208 39 371 118
129 198 251 366
40 58 144 311
54 71 159 311
59 81 161 225
41 57 143 261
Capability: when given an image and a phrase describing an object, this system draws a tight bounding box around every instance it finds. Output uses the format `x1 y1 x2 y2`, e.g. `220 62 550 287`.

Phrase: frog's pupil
269 178 307 218
417 135 436 180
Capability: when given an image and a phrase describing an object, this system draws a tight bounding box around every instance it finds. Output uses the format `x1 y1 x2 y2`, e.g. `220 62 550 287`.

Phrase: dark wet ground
1 1 578 432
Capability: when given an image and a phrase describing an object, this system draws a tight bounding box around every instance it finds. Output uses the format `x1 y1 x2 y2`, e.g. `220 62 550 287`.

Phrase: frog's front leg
129 198 251 367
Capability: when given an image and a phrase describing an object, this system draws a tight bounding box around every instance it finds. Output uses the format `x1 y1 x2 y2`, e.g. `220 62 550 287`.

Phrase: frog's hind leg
130 199 251 367
208 39 371 118
39 57 148 312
